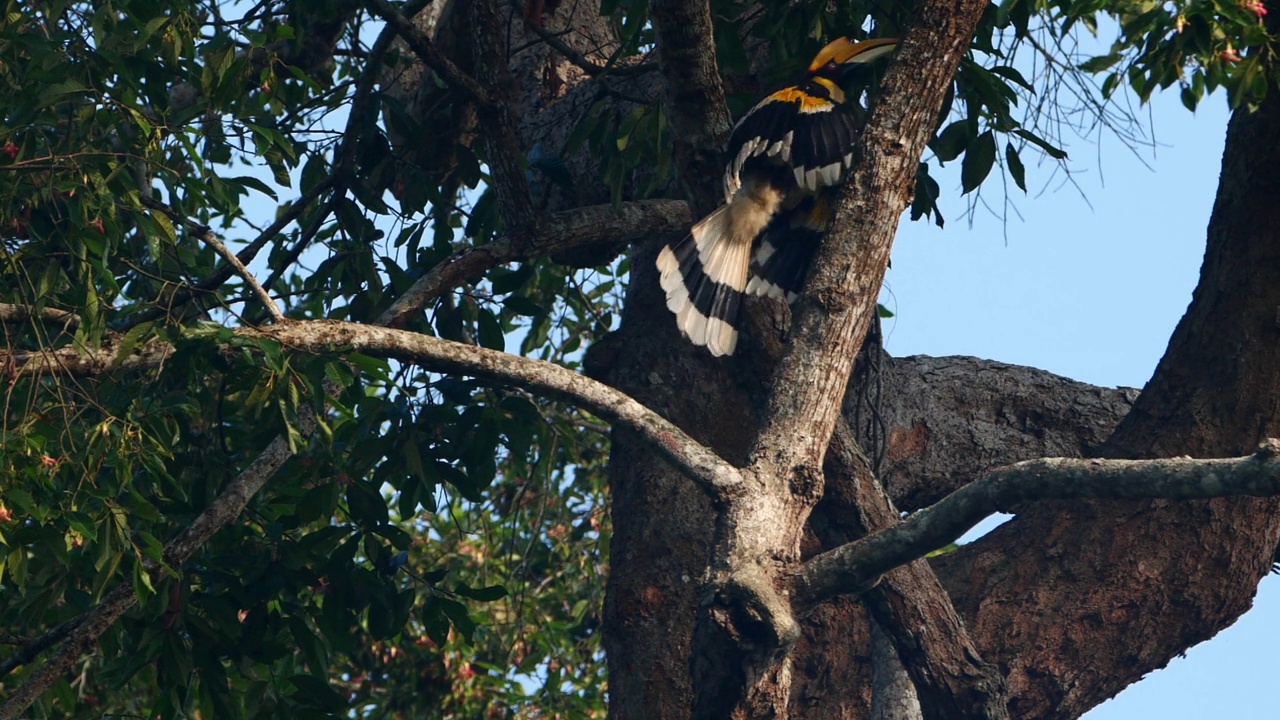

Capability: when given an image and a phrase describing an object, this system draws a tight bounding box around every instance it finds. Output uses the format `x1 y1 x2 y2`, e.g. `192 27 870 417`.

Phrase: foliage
0 0 1271 717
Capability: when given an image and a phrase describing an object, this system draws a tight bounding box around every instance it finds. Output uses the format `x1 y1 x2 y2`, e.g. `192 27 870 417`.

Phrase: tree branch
819 423 1009 720
4 318 741 497
196 226 284 321
380 198 690 327
744 0 984 524
126 177 335 329
687 1 989 712
0 413 314 719
363 0 492 106
270 320 744 496
8 337 174 377
0 304 79 328
794 440 1280 607
251 0 436 310
470 0 538 230
649 0 732 213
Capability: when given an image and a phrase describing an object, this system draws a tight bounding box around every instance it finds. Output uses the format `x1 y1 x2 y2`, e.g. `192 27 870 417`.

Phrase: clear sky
885 87 1279 717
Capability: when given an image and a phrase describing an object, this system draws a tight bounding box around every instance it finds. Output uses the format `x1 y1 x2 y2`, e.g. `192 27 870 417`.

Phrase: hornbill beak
807 37 899 78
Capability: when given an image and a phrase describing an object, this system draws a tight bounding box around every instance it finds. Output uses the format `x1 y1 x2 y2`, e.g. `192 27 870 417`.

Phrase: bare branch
819 423 1009 720
687 1 990 712
0 617 86 679
379 199 690 327
4 318 739 494
745 1 984 515
272 321 743 496
0 304 79 328
9 337 174 377
794 440 1280 607
196 228 284 321
128 177 335 329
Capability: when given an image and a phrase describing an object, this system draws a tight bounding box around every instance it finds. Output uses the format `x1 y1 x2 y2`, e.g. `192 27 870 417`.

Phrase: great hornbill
657 36 898 356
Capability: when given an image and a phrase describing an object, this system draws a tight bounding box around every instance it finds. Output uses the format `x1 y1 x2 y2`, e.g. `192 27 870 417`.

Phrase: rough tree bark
230 0 1280 717
594 5 1280 720
930 48 1280 719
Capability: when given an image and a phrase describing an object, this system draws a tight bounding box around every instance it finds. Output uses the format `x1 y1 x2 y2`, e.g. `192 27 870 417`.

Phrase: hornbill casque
657 36 899 356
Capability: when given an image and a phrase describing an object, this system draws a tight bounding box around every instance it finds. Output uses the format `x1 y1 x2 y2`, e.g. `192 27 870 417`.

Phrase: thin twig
127 178 334 329
196 229 284 321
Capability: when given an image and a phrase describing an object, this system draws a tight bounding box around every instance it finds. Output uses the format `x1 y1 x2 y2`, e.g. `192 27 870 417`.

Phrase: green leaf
133 561 156 602
961 130 997 194
289 674 347 711
455 583 507 602
229 175 279 201
346 481 389 526
1013 129 1068 160
437 597 476 643
113 322 154 370
477 309 505 351
1078 53 1123 73
1005 142 1027 192
1180 85 1197 112
932 120 972 163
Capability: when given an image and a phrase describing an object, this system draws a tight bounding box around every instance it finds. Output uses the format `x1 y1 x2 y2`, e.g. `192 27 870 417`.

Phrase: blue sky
886 87 1280 717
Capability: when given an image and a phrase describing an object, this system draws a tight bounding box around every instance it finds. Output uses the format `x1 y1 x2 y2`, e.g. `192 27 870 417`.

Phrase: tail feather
745 195 827 302
657 179 782 356
655 211 748 357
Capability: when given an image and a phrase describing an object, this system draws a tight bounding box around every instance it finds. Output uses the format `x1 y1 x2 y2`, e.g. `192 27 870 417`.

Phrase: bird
656 36 898 357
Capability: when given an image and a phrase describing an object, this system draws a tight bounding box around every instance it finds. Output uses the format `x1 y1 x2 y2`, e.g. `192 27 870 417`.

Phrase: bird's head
807 37 898 81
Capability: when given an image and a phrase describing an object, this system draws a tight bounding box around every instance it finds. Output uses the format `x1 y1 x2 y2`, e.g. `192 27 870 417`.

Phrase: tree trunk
933 74 1280 720
402 2 1280 718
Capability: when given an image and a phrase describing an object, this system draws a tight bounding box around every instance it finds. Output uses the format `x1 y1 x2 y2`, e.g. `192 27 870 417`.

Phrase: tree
2 0 1278 718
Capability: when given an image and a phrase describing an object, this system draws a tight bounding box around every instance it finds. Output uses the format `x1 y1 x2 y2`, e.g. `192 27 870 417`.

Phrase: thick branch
8 337 174 377
5 318 741 497
380 199 690 327
794 440 1280 607
819 423 1009 720
687 2 988 714
649 0 731 213
364 0 492 106
0 304 79 328
745 0 984 517
257 320 744 496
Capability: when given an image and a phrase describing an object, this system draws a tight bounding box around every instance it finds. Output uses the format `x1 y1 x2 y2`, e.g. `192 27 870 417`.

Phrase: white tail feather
655 178 784 356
